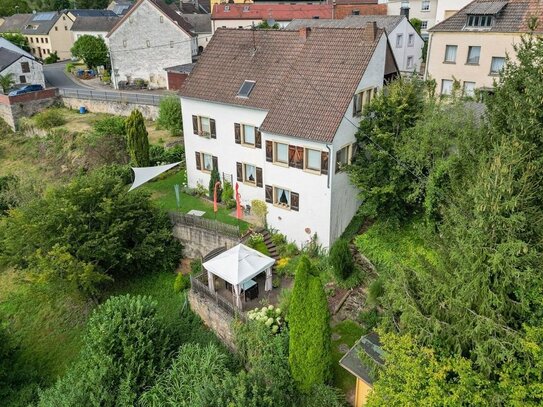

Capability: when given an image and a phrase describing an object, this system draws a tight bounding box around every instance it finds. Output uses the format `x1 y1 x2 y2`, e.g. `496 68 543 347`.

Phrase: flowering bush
247 304 284 334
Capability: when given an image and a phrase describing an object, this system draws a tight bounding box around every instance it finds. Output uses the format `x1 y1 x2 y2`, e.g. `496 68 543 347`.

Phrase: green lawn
143 170 249 232
332 320 364 394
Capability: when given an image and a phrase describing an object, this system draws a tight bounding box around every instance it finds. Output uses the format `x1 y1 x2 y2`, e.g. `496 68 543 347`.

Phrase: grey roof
71 16 120 32
181 14 211 33
0 48 24 71
0 14 33 33
339 332 384 386
165 63 195 73
107 0 134 15
0 38 34 59
430 0 543 33
68 9 118 17
286 15 405 33
20 12 62 35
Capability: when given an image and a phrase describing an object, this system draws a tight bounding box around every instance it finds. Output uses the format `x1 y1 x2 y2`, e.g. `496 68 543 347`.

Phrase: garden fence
58 88 163 106
190 273 247 319
168 212 240 238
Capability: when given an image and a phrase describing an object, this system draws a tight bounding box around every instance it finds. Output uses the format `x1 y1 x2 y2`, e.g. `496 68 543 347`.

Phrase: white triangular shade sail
203 244 275 285
128 162 181 191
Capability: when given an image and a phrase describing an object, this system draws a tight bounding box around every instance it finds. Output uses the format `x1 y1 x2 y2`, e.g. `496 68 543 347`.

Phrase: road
43 61 88 89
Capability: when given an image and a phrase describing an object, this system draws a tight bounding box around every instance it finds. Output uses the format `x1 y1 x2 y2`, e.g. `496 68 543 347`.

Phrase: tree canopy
70 34 108 70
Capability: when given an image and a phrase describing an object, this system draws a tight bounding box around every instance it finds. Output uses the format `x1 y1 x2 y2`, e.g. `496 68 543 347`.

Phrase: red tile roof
180 25 385 143
212 3 333 21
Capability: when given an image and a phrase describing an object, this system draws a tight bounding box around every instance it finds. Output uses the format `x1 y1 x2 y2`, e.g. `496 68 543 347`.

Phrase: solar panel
33 12 56 21
237 80 255 97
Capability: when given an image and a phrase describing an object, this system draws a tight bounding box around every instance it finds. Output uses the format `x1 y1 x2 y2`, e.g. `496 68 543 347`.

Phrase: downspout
326 144 332 189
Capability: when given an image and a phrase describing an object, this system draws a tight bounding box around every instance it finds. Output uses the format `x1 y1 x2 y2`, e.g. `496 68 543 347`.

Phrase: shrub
173 273 190 293
93 164 133 185
190 259 202 275
222 181 234 202
300 384 349 407
43 51 59 64
34 109 66 129
93 115 126 136
247 304 284 334
208 168 221 201
278 287 292 316
359 308 380 334
125 109 150 166
157 95 182 136
65 62 75 73
271 232 287 247
329 238 355 281
251 199 268 225
149 144 184 165
367 277 385 305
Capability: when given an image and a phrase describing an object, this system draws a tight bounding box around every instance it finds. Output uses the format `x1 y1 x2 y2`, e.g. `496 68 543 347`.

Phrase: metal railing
58 87 163 106
190 273 247 320
169 211 240 238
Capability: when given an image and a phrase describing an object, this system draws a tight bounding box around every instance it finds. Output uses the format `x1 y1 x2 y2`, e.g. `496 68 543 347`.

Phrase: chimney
298 27 311 39
400 1 410 19
364 21 377 42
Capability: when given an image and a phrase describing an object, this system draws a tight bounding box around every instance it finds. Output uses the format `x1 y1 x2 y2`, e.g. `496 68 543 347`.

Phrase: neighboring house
434 0 472 24
379 0 437 39
340 332 384 407
0 46 45 90
108 0 134 15
180 13 212 50
106 0 197 89
211 3 333 32
165 63 194 90
180 25 399 248
71 16 120 41
287 15 424 73
65 9 118 20
0 14 32 34
0 12 75 60
426 0 543 97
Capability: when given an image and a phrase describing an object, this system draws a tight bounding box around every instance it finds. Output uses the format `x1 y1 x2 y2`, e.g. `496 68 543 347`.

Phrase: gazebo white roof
203 244 275 285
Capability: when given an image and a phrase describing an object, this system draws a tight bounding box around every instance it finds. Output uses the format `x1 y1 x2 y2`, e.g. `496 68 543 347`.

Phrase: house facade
180 26 398 249
434 0 472 24
71 16 120 41
287 15 425 73
425 0 542 96
379 0 437 38
107 0 197 89
0 44 45 90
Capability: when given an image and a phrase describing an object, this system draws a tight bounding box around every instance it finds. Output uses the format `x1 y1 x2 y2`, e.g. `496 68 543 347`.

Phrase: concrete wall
435 0 472 25
61 96 159 119
188 289 237 350
0 88 59 130
172 221 239 258
1 56 45 88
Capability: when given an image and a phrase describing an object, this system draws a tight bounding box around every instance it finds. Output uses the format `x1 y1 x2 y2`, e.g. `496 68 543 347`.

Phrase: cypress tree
288 256 331 392
125 110 150 167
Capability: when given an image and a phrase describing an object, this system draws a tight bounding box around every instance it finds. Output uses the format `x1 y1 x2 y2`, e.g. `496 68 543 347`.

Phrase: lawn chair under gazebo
202 244 275 309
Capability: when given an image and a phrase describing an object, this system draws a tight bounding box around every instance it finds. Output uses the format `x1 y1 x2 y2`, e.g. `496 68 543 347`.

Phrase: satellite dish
267 18 275 26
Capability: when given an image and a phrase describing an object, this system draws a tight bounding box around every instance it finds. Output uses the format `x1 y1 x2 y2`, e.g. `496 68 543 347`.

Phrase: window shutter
321 151 329 175
234 123 241 144
236 162 243 182
212 155 218 171
256 167 263 187
265 141 273 162
296 146 304 169
265 185 273 203
210 119 216 139
192 115 198 135
255 128 262 148
195 151 201 170
291 192 299 211
288 145 296 167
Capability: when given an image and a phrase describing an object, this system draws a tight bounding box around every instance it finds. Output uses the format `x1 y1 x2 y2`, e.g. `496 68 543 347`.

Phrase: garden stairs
261 229 279 261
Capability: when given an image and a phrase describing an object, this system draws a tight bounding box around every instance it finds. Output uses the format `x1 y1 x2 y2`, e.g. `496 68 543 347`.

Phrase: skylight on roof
237 80 255 98
33 12 56 21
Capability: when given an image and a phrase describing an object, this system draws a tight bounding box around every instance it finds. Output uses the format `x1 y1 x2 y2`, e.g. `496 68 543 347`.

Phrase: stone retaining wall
172 222 240 258
0 89 59 130
61 96 159 120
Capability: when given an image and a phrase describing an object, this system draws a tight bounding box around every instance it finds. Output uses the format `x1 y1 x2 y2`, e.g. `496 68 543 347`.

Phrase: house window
463 81 476 97
407 56 414 69
274 142 288 164
490 56 505 75
408 33 414 47
146 40 151 48
123 40 127 48
274 186 291 209
421 0 430 11
466 15 492 28
202 153 213 172
467 46 481 64
170 41 174 48
335 145 352 173
243 163 257 184
30 38 33 43
41 38 44 43
242 124 256 146
444 45 457 63
64 26 68 30
45 38 48 43
192 115 216 138
19 75 27 83
160 16 164 23
55 26 58 31
352 9 360 15
441 79 453 95
200 117 211 134
353 87 377 116
396 34 403 48
420 21 428 30
305 148 321 172
21 62 30 73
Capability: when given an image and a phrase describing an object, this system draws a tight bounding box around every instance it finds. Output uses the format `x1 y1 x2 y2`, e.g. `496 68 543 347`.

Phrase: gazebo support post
207 269 215 293
233 283 242 310
265 267 273 292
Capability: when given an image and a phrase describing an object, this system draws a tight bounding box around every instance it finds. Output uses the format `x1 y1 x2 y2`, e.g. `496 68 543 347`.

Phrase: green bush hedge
34 109 66 129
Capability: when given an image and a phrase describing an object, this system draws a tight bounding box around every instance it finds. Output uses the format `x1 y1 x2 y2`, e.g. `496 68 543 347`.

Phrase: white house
106 0 197 89
180 25 399 249
71 16 119 41
287 15 425 74
0 38 45 90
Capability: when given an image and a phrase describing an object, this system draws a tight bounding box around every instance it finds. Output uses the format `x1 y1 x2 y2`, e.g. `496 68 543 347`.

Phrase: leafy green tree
256 20 280 29
0 0 31 16
288 256 331 392
0 73 15 94
329 238 354 281
43 51 59 64
126 109 150 166
0 171 182 292
0 33 29 52
409 18 422 34
70 35 108 69
38 295 170 406
157 95 182 136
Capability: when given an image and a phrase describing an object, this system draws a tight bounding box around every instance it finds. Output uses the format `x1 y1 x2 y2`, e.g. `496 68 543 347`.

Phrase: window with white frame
242 124 256 146
200 117 211 135
490 56 505 75
420 20 428 30
441 79 453 95
407 56 414 69
421 0 430 11
396 34 403 48
274 142 288 164
408 33 414 47
466 15 492 28
444 45 457 63
243 163 256 184
202 153 213 172
467 46 481 64
274 186 291 208
463 81 476 97
305 148 321 172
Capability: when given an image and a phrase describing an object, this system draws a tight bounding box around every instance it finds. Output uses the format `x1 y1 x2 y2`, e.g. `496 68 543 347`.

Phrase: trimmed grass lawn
143 170 249 232
332 320 364 394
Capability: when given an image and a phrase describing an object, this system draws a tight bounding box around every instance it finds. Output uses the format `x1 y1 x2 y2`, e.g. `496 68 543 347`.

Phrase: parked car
8 84 44 96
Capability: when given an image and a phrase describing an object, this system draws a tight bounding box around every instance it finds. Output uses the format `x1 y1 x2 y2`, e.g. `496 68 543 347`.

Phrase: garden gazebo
202 244 275 309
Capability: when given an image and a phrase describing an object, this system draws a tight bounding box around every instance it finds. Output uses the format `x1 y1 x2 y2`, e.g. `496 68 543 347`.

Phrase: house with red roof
180 24 398 248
